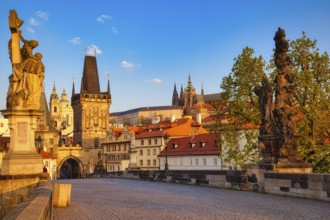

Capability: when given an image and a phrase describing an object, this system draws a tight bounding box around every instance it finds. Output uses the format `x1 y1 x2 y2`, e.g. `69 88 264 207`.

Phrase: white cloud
152 78 162 84
121 60 137 71
28 18 39 26
68 37 81 45
86 44 102 55
111 27 118 34
97 14 112 23
26 26 35 34
145 78 163 84
36 11 49 20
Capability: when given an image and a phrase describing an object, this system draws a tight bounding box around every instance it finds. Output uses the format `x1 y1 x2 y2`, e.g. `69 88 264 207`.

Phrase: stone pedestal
1 109 43 175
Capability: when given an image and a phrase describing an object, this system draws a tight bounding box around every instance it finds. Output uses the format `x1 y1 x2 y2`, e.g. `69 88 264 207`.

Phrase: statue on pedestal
7 10 45 110
255 28 310 172
0 10 44 176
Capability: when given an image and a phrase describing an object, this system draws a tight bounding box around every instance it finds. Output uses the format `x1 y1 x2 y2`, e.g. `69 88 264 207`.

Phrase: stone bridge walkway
54 178 329 220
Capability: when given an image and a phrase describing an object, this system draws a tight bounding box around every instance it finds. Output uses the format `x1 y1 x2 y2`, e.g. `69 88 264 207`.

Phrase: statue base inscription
0 109 43 175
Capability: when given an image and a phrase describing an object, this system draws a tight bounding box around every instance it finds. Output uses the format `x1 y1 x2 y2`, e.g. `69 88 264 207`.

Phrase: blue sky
1 0 330 113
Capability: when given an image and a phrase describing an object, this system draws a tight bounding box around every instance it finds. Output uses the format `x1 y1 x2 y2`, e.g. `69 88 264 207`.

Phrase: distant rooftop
111 105 181 116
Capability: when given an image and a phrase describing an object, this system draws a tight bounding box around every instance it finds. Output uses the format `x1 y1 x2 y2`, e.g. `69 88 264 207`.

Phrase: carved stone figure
256 28 302 166
254 78 274 136
273 28 300 163
7 10 44 110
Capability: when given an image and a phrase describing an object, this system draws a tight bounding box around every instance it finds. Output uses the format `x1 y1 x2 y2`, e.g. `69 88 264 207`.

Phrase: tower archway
58 156 83 179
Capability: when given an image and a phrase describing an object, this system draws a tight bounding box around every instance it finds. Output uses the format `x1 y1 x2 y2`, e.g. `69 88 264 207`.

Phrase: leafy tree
138 116 151 127
217 47 265 168
287 32 330 173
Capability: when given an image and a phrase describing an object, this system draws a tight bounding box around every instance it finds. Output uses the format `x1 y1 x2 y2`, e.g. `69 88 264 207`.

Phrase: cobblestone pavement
54 178 329 220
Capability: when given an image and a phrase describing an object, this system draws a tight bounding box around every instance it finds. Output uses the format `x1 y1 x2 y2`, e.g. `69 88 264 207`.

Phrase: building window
195 158 199 166
153 149 156 155
147 149 150 156
203 159 207 166
124 135 127 140
118 145 121 151
147 160 150 166
124 144 127 151
140 160 143 166
154 139 158 144
54 106 57 112
107 146 110 152
0 123 3 127
141 140 144 145
214 158 218 166
153 159 157 166
139 150 143 156
148 139 152 145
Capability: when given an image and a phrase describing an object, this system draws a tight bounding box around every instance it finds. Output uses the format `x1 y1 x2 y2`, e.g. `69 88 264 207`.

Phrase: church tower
71 55 111 148
184 74 197 108
59 86 73 133
49 83 60 128
172 83 179 106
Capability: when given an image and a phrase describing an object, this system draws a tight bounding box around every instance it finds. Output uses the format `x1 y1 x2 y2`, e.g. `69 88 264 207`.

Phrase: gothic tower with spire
172 83 179 106
71 55 111 148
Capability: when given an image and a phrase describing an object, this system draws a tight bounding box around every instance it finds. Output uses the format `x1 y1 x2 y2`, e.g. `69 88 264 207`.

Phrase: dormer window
190 142 196 148
199 141 206 148
172 143 178 149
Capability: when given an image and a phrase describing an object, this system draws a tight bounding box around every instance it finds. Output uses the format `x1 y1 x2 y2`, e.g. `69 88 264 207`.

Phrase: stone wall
124 170 251 190
122 169 330 202
264 172 330 202
0 176 40 218
0 174 52 219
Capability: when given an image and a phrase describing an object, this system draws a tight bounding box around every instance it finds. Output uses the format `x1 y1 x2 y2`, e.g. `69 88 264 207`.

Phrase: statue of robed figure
7 10 45 110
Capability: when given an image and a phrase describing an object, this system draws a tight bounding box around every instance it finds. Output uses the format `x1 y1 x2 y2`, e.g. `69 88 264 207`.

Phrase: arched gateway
58 156 83 179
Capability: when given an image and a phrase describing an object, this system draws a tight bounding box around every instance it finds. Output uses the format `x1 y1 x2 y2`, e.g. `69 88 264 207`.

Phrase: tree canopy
215 33 330 173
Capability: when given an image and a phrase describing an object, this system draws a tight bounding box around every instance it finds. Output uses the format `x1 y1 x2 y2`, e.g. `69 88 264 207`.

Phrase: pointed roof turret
50 82 59 100
172 83 179 106
107 78 111 96
201 81 204 95
180 84 184 98
81 55 100 94
72 80 75 96
61 86 69 102
187 74 192 89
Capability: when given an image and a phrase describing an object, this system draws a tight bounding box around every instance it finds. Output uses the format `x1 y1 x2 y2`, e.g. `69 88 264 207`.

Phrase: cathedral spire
72 78 75 96
187 74 192 89
107 78 111 97
180 84 184 99
201 81 204 95
172 83 179 106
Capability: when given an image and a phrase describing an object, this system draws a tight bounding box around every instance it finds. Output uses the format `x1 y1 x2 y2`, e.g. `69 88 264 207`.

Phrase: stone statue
256 28 302 166
7 10 44 110
254 78 274 136
273 28 300 163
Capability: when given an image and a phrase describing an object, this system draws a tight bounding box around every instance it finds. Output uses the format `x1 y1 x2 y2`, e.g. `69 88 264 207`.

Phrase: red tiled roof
135 130 163 139
159 133 220 156
40 150 57 159
162 118 208 137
